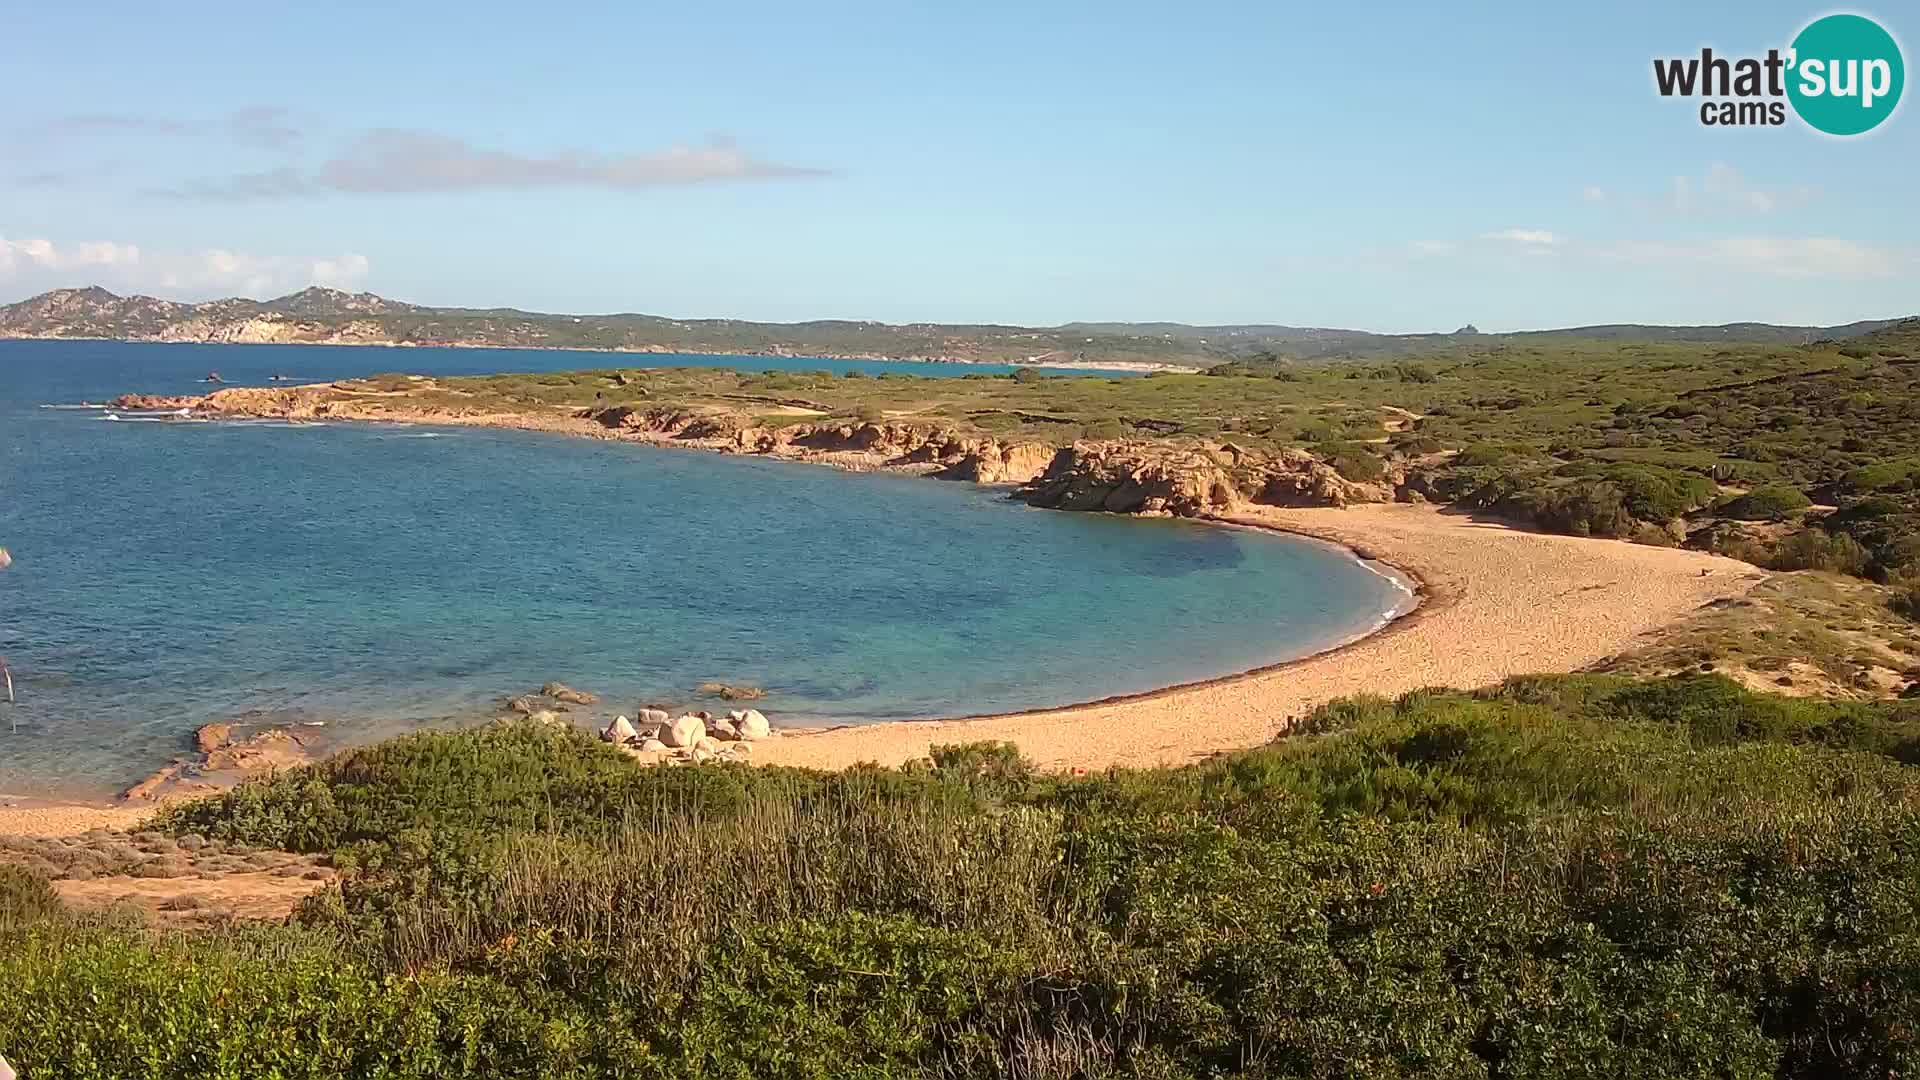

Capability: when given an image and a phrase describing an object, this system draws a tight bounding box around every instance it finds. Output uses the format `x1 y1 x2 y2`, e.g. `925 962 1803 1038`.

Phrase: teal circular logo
1788 14 1904 135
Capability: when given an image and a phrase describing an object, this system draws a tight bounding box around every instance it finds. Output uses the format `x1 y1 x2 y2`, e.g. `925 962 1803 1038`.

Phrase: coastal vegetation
290 318 1920 607
13 307 1920 1074
9 676 1920 1076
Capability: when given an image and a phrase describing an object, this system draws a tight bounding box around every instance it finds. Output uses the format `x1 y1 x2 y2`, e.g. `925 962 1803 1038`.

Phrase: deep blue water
0 340 1405 798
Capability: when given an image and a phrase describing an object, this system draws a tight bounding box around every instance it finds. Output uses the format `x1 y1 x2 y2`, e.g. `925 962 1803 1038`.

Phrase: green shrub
1316 441 1387 482
1769 528 1873 574
1842 458 1920 494
23 676 1920 1077
0 864 61 926
1893 572 1920 622
1720 483 1813 521
1455 442 1535 468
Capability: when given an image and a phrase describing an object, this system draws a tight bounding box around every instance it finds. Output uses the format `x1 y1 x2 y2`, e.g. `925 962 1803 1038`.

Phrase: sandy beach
0 502 1764 836
751 502 1764 772
0 800 156 837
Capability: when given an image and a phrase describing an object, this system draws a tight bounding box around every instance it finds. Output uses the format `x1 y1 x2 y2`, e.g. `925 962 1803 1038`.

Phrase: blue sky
2 0 1914 332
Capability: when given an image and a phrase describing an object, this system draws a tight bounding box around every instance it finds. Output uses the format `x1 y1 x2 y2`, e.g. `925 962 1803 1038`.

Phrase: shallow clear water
0 340 1405 798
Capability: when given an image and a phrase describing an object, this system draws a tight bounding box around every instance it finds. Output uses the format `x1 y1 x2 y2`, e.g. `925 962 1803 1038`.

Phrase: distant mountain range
0 286 1906 366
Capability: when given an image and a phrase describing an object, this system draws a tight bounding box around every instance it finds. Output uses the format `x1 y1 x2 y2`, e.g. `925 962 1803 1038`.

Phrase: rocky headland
109 380 1393 520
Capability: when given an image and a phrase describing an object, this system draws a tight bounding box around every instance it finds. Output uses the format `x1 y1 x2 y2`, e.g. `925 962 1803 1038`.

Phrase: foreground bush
1720 483 1813 521
10 677 1920 1077
0 863 61 927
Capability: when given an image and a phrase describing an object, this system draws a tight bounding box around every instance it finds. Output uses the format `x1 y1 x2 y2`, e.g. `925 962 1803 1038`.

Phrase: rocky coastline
108 381 1396 521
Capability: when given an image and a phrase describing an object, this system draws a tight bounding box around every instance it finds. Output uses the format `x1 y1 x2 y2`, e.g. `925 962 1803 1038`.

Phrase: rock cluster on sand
601 708 774 765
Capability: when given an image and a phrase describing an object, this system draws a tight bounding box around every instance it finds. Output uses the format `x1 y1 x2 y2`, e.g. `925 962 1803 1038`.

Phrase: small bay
0 340 1403 797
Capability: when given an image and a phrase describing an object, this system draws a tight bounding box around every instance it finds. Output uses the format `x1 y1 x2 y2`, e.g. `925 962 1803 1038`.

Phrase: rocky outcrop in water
123 723 316 801
542 682 599 705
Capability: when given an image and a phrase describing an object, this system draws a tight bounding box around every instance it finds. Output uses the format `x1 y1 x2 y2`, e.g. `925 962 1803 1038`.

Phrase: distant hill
0 285 1906 366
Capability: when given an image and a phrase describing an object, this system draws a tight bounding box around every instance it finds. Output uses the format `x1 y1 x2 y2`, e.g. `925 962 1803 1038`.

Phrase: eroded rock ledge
111 383 1399 518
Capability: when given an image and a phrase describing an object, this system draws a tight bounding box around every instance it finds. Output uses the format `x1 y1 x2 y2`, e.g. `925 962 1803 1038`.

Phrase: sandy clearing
54 869 329 922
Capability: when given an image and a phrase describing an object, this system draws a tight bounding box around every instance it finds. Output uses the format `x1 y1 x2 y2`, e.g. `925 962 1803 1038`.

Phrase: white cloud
1599 236 1904 279
1581 186 1607 203
1666 163 1812 216
0 236 141 271
1482 228 1561 247
1399 226 1907 282
0 234 370 298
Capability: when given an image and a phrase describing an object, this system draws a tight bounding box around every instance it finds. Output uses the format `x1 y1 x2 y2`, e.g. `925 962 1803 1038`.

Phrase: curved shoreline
1 411 1766 832
747 502 1766 773
916 517 1428 728
0 498 1426 830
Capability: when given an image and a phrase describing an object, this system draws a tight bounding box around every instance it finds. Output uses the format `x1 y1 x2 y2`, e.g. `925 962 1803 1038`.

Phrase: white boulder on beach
733 709 772 740
661 714 705 748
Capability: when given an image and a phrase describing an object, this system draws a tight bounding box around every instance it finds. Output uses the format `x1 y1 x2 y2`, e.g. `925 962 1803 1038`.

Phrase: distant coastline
0 332 1200 375
5 285 1907 372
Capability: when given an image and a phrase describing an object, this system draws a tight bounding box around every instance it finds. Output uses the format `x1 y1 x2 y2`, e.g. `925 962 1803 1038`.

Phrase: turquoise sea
0 340 1407 798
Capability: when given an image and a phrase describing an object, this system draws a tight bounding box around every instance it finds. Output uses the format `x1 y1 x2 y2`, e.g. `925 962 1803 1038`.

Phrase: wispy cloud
23 106 305 150
1482 228 1561 248
1585 163 1813 216
1669 163 1812 215
33 112 193 137
228 105 304 149
162 129 829 199
1401 226 1908 282
1599 236 1905 279
0 234 370 298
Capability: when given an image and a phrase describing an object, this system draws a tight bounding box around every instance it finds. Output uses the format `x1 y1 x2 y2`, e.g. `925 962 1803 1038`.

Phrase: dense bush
14 676 1920 1076
1720 483 1814 521
1770 527 1874 575
1315 440 1387 482
1894 572 1920 622
0 863 62 926
1843 457 1920 495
